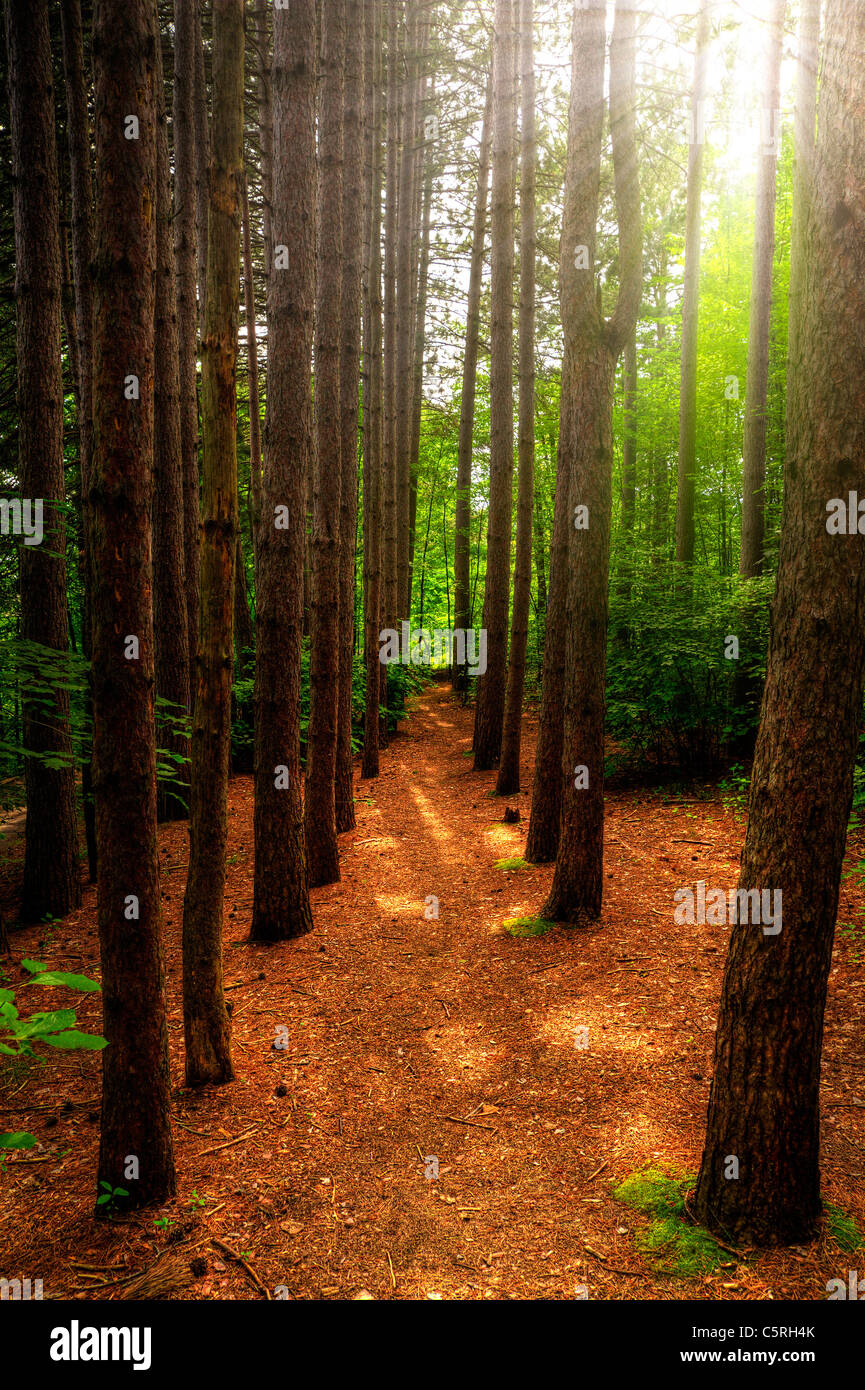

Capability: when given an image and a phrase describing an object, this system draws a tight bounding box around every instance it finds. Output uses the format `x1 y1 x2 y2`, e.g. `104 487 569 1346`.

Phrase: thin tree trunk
305 0 345 887
362 0 384 780
542 0 641 922
175 0 201 704
694 0 865 1244
60 0 98 881
739 0 785 577
254 0 273 276
194 0 210 342
8 0 81 923
380 0 400 739
497 0 536 796
335 0 365 833
154 18 191 823
233 531 253 677
617 327 637 635
473 0 516 770
90 0 174 1206
785 0 820 411
674 0 710 567
250 0 315 942
407 72 433 610
395 0 419 621
182 0 243 1086
453 73 492 693
242 168 262 563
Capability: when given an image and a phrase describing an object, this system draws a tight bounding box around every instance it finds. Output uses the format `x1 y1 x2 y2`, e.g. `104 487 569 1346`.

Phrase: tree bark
7 0 81 923
182 0 243 1086
739 0 785 578
335 0 365 834
380 0 400 739
242 168 262 566
674 0 710 567
496 0 536 797
174 0 201 702
90 0 174 1206
153 16 191 822
395 0 419 622
194 0 210 342
785 0 820 410
453 73 493 695
305 0 345 887
473 0 516 770
542 0 641 922
694 0 865 1245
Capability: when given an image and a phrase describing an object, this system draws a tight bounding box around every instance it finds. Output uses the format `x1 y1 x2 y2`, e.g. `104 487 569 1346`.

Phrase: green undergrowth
493 856 530 871
501 916 559 938
612 1167 730 1278
825 1202 863 1252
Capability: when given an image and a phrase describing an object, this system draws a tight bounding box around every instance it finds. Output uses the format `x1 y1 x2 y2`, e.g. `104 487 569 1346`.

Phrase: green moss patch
493 856 530 871
612 1167 729 1278
501 916 559 938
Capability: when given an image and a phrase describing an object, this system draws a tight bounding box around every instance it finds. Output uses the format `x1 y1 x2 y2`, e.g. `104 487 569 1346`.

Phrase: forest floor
1 681 864 1301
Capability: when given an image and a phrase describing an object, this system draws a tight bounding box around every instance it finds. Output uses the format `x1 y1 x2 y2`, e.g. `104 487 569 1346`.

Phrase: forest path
2 684 864 1299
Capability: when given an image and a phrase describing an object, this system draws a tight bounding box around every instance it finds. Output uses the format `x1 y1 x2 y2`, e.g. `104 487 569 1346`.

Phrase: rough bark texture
8 0 81 923
785 0 820 413
251 0 316 941
335 0 364 833
380 0 400 737
453 74 492 694
242 169 262 557
407 72 433 607
254 0 273 275
616 328 637 635
182 0 243 1085
153 18 191 822
694 0 865 1245
90 0 175 1206
543 0 641 923
395 0 419 622
674 0 710 566
473 0 516 770
362 0 384 779
739 0 785 578
60 0 98 881
194 0 210 341
174 0 201 701
305 0 345 888
497 0 536 796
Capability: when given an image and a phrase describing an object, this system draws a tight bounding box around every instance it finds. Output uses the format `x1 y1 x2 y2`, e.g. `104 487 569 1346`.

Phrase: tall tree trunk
233 531 253 678
335 0 365 833
380 0 400 738
305 0 345 887
694 0 865 1244
254 0 273 276
616 327 637 636
90 0 174 1206
154 18 191 822
407 71 433 609
453 73 493 694
542 0 641 922
8 0 81 923
739 0 786 577
785 0 820 405
60 0 98 882
250 0 315 942
362 0 384 780
496 0 536 796
175 0 201 704
242 169 262 564
182 0 243 1086
194 0 210 342
473 0 516 770
674 0 710 567
395 0 419 621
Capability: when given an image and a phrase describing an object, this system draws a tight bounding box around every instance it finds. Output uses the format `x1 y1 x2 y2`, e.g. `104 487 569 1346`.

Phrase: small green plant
612 1167 730 1278
189 1189 206 1210
96 1180 130 1213
825 1202 863 1252
153 1215 175 1231
0 959 106 1154
718 762 750 811
501 916 559 938
493 856 530 871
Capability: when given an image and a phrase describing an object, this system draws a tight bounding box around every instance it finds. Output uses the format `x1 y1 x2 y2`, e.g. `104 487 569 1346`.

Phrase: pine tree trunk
8 0 81 923
407 69 433 607
175 0 201 703
542 0 641 922
194 0 210 342
739 0 785 578
60 0 98 882
361 0 384 780
395 0 419 621
497 0 536 797
453 74 493 694
674 0 709 568
335 0 365 834
254 0 273 276
305 0 345 887
616 328 637 637
242 169 262 565
786 0 820 406
90 0 174 1206
182 0 243 1086
380 0 400 738
694 0 865 1244
473 0 516 770
154 21 191 823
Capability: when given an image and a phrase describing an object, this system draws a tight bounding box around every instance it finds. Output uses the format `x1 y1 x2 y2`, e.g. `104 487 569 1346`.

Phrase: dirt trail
1 683 863 1299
